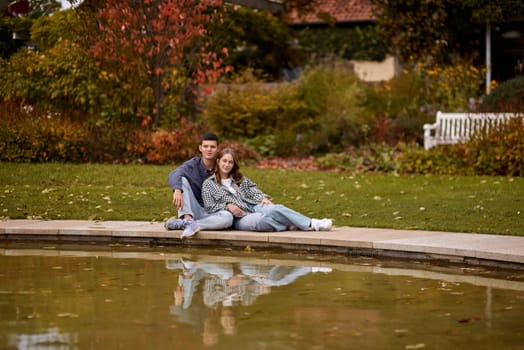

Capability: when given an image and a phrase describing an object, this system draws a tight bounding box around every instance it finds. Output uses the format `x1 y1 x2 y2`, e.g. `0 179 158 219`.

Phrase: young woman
202 148 333 232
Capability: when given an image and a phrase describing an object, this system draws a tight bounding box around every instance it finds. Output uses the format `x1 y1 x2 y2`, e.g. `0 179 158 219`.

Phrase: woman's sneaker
311 218 333 231
165 218 200 239
181 219 200 239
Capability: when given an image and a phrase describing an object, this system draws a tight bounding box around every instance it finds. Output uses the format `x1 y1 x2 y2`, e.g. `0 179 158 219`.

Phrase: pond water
1 243 523 350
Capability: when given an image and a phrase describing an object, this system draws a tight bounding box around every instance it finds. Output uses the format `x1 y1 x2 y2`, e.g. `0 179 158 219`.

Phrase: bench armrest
423 122 439 150
423 122 438 136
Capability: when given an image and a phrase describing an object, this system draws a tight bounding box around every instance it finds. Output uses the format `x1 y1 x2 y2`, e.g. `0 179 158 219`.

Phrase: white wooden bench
423 111 518 150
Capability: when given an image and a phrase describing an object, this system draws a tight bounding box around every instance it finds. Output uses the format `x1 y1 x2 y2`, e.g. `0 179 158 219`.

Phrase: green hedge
482 76 524 113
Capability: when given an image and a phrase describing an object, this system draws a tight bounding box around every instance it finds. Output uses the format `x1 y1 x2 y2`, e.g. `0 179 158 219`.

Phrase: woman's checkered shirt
202 174 269 213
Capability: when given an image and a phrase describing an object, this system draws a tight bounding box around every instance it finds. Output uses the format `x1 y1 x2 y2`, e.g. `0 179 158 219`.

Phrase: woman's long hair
214 147 244 186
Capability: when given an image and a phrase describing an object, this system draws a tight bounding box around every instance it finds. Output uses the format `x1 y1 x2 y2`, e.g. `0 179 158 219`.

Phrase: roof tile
288 0 374 24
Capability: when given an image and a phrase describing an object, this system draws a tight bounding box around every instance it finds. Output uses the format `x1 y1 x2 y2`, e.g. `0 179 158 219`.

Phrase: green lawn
0 162 522 236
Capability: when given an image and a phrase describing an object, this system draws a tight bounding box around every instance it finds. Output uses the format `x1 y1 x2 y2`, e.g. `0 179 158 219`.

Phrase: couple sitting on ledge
165 133 333 239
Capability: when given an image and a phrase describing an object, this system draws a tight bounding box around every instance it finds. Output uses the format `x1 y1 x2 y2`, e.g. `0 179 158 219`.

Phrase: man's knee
180 177 192 192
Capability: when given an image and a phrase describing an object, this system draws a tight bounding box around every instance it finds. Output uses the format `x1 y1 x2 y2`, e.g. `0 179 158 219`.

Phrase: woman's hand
261 198 273 206
227 203 245 217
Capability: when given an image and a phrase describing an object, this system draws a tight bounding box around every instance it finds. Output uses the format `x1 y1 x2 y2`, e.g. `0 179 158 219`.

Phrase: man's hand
172 189 183 209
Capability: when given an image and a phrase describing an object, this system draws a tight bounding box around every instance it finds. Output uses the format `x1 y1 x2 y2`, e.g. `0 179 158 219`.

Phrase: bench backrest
423 111 521 150
434 112 517 139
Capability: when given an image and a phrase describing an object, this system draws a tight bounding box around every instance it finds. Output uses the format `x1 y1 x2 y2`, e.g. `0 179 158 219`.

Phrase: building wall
350 55 397 82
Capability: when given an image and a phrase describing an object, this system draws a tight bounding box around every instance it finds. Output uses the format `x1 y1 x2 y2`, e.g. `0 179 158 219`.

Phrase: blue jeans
255 204 311 231
178 177 233 230
233 212 275 231
235 204 311 231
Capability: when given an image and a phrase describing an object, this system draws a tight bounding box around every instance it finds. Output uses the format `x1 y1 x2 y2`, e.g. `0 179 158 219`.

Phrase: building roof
287 0 374 25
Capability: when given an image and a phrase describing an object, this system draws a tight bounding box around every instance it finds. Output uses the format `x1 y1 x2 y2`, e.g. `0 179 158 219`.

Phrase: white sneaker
311 218 332 231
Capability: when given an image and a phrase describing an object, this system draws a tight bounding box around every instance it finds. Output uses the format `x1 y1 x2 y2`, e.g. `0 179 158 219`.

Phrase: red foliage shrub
368 117 404 145
219 140 260 165
256 157 318 170
146 119 202 164
0 104 205 164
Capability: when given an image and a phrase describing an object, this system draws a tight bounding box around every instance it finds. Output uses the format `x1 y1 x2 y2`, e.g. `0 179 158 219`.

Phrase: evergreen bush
315 143 401 173
296 25 388 63
297 62 368 151
481 76 524 113
203 71 314 157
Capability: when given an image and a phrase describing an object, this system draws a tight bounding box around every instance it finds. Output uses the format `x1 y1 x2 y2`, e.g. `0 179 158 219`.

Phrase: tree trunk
153 72 163 127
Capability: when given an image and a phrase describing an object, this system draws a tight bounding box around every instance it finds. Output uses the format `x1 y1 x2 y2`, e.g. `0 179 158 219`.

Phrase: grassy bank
0 162 522 236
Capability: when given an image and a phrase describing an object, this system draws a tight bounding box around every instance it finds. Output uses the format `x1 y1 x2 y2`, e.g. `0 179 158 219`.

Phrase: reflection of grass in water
0 162 522 236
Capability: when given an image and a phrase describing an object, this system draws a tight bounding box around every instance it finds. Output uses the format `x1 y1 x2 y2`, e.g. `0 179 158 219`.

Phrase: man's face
199 140 218 161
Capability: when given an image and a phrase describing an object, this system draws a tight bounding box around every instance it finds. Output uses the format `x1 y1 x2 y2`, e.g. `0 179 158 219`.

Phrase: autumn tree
0 0 62 59
83 0 229 127
371 0 524 65
460 0 524 22
370 0 448 64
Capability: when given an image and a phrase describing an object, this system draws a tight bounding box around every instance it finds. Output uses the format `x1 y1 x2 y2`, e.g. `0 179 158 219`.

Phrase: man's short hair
201 133 219 145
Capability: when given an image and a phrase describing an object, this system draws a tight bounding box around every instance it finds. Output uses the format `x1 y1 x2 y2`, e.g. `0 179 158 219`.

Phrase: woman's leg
233 213 275 232
254 204 311 231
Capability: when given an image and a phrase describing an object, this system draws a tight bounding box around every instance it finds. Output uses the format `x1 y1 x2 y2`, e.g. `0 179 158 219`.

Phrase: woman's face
218 153 235 176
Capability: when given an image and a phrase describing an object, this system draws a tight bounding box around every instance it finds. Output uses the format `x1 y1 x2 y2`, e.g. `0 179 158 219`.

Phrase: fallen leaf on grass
458 316 481 323
395 329 409 334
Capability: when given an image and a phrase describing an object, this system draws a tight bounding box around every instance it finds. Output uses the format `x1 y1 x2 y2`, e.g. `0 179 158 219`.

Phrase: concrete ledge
1 219 523 268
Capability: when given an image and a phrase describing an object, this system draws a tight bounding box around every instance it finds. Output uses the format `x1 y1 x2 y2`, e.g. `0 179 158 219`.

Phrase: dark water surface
1 243 523 350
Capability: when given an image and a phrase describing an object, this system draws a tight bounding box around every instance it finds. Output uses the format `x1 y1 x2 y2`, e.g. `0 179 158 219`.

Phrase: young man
166 133 233 238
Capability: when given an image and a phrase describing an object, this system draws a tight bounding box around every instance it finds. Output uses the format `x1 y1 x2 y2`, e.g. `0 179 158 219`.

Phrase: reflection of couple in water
167 260 331 346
